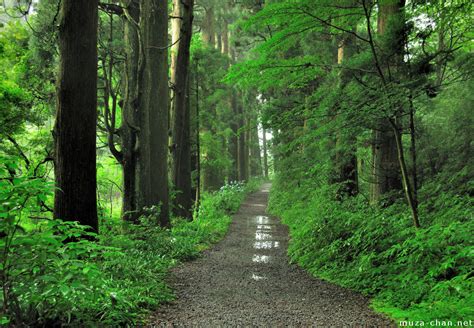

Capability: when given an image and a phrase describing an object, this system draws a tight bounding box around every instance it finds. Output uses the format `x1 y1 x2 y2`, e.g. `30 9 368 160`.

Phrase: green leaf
59 285 70 296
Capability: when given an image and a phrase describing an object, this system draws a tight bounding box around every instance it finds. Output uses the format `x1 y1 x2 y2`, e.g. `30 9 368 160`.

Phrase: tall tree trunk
229 92 239 181
194 58 201 209
225 26 239 182
371 121 401 202
171 0 194 220
334 33 358 197
138 0 170 227
371 0 419 228
216 32 222 51
221 22 229 55
262 127 269 178
54 0 98 232
238 101 248 181
250 119 262 177
170 0 181 90
201 6 215 47
371 0 403 203
245 119 251 179
121 0 140 222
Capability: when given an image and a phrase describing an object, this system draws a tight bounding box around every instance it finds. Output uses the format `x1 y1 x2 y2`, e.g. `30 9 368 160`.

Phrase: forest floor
150 183 395 327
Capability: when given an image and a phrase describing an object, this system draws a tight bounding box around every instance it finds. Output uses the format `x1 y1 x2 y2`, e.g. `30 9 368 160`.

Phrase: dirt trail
151 183 394 327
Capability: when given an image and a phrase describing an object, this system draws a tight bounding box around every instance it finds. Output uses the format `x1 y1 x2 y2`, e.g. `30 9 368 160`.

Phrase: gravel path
151 183 394 327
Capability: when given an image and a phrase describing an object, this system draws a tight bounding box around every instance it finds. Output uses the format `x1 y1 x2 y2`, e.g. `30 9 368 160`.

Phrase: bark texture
229 92 239 181
170 0 182 89
171 0 194 219
238 101 249 181
371 121 401 202
121 0 140 222
201 6 215 47
138 0 170 227
54 0 98 231
262 127 269 178
221 23 229 55
226 27 239 182
250 119 262 177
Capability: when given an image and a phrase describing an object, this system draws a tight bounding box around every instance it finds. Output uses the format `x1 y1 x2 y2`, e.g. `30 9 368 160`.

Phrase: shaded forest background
0 0 472 326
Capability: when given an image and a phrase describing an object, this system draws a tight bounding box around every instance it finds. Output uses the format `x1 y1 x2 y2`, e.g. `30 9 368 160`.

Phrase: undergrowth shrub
269 177 473 323
0 156 116 326
1 154 261 327
199 181 250 217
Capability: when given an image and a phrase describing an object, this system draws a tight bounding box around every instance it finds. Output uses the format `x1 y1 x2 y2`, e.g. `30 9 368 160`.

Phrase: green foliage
0 155 112 326
1 164 260 326
2 221 114 326
0 22 33 139
0 79 28 137
201 181 246 216
417 79 474 193
191 35 238 185
269 178 473 323
232 1 473 323
96 156 123 223
0 19 54 191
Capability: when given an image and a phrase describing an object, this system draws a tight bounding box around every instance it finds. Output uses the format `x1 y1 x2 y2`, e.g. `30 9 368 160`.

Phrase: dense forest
0 0 472 326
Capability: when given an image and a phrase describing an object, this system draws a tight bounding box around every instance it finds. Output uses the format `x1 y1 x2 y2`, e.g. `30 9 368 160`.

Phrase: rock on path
151 183 394 327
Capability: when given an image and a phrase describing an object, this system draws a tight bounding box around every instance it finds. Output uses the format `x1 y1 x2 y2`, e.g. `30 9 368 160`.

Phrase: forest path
151 183 394 327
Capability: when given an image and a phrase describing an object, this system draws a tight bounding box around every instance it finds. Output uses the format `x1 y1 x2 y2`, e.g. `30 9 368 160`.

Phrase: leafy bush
1 165 261 326
269 178 473 323
201 181 245 214
2 222 119 327
0 156 113 326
